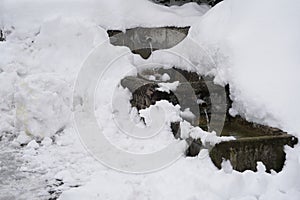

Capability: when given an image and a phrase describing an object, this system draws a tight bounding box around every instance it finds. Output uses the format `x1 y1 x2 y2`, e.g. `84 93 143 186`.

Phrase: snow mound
14 74 71 138
189 0 300 136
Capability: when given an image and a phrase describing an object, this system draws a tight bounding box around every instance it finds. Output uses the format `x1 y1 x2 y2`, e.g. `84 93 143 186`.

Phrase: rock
209 134 298 173
121 68 299 173
112 24 298 173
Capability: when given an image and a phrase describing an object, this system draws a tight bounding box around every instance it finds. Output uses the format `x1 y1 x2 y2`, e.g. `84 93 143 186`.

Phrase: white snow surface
157 81 180 93
189 0 300 136
0 0 300 200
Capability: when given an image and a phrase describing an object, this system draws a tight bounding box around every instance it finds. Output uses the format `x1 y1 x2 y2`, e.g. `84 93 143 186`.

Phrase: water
204 108 210 132
220 121 265 139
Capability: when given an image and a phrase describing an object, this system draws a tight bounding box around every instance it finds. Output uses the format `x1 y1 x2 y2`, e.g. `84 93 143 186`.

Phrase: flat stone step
210 134 298 172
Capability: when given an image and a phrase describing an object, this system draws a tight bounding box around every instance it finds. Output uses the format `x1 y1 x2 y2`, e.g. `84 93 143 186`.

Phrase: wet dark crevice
0 30 5 42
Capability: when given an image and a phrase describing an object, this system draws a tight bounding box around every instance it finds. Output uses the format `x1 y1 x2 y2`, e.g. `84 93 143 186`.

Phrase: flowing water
204 108 210 132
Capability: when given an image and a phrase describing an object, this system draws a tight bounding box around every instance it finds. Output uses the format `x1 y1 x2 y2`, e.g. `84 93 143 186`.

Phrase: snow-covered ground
0 0 300 199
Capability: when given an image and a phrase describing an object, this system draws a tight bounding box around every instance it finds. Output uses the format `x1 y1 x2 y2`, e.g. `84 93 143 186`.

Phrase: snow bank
59 146 300 200
0 0 209 139
189 0 300 136
0 17 106 138
14 74 71 138
0 72 18 136
1 0 209 32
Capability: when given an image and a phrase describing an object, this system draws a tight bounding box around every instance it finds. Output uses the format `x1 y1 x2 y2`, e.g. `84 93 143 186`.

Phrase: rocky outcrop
121 68 298 172
111 26 298 172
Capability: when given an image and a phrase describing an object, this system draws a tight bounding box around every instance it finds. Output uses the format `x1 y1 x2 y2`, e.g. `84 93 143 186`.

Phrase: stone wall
107 27 190 58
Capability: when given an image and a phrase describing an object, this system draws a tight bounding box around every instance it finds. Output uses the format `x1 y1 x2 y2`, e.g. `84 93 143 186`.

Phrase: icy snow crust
0 0 300 199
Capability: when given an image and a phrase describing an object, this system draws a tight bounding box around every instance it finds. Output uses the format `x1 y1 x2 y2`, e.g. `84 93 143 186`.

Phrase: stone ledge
210 134 298 172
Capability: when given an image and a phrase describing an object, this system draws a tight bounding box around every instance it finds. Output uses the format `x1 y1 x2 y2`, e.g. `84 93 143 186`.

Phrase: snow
27 140 39 149
157 81 180 93
161 73 171 81
97 87 182 153
14 131 32 145
0 0 300 199
180 120 235 146
180 108 195 121
1 0 209 32
41 137 53 146
188 0 300 136
15 73 72 138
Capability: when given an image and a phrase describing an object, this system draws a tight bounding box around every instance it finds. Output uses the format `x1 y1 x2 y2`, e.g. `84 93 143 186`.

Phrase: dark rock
120 68 298 173
186 138 203 156
150 0 222 7
210 134 298 172
0 30 5 42
121 76 180 110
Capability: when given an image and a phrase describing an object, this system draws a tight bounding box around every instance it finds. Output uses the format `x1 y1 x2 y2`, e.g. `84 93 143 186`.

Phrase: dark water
221 122 266 139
